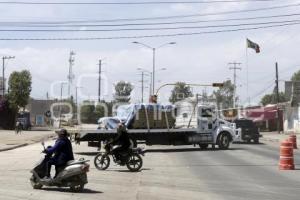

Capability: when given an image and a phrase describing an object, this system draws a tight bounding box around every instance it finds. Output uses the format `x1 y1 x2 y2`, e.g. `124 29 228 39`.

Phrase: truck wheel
199 144 209 149
218 132 231 150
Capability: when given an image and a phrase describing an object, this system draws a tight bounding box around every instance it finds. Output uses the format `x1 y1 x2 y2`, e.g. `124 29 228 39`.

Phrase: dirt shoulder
0 130 56 152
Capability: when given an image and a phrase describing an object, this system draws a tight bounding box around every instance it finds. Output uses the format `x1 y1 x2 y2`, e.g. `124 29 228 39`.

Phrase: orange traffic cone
279 140 295 170
288 134 298 149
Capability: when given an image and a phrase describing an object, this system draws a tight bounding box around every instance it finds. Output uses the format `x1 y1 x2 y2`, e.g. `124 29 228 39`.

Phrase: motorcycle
94 142 145 172
30 142 90 192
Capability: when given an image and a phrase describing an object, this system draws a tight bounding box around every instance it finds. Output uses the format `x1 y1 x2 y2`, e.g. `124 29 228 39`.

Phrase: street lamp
75 86 84 109
133 41 176 94
2 56 15 96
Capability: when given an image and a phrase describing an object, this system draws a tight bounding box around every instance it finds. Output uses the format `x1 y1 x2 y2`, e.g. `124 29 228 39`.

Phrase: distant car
234 119 260 144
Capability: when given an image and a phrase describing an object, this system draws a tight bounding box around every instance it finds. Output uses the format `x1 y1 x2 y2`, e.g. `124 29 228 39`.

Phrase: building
241 105 284 132
26 98 58 127
283 81 300 133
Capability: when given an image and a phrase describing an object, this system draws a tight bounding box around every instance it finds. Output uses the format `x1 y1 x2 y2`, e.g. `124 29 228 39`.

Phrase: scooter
30 142 90 192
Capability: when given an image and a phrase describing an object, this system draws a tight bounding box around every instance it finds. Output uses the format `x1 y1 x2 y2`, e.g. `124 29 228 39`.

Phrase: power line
243 80 275 104
3 12 300 27
1 2 299 24
0 21 298 40
0 0 286 5
0 19 298 31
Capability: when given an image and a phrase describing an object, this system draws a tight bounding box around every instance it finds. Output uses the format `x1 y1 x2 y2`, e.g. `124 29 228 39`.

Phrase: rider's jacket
46 136 74 165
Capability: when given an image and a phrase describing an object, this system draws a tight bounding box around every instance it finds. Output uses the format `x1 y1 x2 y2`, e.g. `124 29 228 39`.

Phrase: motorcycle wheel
70 184 84 192
94 153 110 170
126 153 143 172
30 175 43 189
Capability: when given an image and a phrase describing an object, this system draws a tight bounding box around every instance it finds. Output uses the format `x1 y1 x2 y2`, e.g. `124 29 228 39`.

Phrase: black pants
113 145 130 160
46 159 64 178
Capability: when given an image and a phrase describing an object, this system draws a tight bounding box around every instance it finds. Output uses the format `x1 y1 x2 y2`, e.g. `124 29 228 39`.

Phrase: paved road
0 140 299 200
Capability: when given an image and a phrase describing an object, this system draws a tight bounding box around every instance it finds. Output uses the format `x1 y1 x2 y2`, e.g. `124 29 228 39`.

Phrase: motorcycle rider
43 128 74 180
109 122 131 163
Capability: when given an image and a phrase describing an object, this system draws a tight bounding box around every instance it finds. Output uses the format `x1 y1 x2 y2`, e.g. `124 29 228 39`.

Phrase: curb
261 137 300 144
0 143 28 152
260 137 280 143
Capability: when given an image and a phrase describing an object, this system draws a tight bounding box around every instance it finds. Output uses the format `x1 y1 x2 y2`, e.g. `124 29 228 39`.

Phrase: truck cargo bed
76 128 214 146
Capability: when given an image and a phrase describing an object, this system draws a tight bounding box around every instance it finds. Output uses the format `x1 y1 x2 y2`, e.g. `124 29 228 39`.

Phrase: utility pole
275 62 281 134
2 56 15 97
139 71 145 103
59 82 67 128
98 60 102 102
67 51 75 98
229 62 242 109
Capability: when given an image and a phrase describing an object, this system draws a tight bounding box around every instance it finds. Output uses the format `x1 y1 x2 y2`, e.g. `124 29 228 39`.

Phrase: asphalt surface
0 140 299 200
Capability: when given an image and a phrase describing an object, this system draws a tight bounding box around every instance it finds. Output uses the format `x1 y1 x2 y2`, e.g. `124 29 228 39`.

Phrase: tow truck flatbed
75 104 241 150
76 128 214 146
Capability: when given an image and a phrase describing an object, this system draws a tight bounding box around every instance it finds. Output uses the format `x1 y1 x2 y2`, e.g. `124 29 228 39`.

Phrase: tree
80 101 97 124
7 70 32 110
169 82 193 103
114 81 134 103
260 91 286 106
79 101 114 124
291 70 300 82
213 80 235 109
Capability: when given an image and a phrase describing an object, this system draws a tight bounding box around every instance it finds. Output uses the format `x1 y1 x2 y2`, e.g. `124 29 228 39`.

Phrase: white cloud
170 3 196 13
0 1 299 105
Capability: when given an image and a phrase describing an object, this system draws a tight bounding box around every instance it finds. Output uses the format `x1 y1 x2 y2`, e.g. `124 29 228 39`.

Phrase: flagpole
246 38 250 106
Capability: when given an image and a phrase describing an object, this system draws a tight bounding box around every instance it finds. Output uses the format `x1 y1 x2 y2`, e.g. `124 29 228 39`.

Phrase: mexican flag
247 38 260 53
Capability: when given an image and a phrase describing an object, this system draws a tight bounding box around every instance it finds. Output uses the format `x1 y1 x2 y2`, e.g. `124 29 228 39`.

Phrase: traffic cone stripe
279 140 295 170
288 135 298 149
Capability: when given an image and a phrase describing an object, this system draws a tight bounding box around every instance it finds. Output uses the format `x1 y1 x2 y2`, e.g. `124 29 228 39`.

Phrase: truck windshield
202 108 213 118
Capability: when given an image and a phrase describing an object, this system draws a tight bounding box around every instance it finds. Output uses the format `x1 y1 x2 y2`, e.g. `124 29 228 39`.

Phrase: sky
0 0 300 106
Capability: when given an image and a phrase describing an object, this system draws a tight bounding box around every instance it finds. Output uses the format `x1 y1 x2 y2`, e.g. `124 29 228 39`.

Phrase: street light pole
2 56 15 97
141 71 144 103
75 86 83 109
152 48 156 95
132 41 175 95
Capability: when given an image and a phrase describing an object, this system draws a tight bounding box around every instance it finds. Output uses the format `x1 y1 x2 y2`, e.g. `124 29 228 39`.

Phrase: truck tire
199 144 209 149
218 132 231 150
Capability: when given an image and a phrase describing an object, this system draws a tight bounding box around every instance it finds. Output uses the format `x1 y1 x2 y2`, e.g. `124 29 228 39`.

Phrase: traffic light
212 83 224 87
